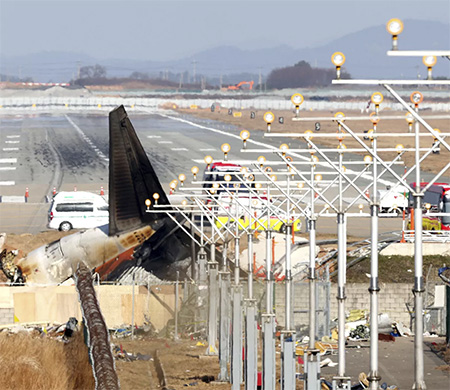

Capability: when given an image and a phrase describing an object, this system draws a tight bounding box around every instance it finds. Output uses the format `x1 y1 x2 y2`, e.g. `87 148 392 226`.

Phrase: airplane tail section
108 105 170 236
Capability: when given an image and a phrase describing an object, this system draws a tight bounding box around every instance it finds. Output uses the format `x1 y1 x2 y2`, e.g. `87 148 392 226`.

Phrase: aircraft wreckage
0 106 193 284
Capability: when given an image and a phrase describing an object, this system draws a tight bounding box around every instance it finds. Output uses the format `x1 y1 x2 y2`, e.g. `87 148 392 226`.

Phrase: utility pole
179 73 184 89
219 74 223 89
76 61 81 80
258 68 262 92
192 60 197 84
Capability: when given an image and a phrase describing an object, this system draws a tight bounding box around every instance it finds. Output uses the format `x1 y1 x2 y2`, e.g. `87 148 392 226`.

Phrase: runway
0 109 408 235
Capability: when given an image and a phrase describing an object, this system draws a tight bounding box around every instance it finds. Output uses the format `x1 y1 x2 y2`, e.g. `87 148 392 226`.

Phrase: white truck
378 185 409 215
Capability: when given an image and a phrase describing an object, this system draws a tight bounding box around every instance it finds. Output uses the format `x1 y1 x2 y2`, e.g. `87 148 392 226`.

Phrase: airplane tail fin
108 105 170 236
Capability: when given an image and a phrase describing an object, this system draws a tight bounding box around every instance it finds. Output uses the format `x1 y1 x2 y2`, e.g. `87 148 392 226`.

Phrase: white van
48 191 109 231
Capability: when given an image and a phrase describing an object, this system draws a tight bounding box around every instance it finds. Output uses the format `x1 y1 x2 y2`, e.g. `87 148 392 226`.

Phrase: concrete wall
0 284 180 331
274 282 418 336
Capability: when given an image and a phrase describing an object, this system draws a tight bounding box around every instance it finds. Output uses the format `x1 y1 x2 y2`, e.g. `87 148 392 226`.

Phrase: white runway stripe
0 167 16 171
158 141 173 144
6 135 20 138
171 147 188 151
0 158 17 163
147 135 162 139
199 148 215 151
2 148 19 151
5 141 19 144
0 181 15 185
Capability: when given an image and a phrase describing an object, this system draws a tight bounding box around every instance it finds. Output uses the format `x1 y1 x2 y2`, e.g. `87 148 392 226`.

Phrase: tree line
266 60 351 89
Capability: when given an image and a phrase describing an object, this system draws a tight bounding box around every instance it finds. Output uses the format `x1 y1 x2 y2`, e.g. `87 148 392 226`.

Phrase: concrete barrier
380 242 450 256
0 195 27 203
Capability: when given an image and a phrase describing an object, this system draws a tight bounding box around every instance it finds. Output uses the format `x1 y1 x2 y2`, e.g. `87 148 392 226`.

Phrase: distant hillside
1 19 448 83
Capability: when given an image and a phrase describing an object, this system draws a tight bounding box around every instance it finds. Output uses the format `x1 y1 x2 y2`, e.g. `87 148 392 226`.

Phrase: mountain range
1 19 448 84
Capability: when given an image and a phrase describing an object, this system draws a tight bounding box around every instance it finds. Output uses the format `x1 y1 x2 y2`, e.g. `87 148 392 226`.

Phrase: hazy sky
1 0 449 60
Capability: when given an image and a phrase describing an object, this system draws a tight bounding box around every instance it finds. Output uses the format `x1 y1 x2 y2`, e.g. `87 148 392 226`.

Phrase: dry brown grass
0 330 94 390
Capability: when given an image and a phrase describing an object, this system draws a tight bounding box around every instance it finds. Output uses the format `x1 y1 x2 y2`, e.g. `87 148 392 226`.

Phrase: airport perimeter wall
0 284 181 332
0 97 449 112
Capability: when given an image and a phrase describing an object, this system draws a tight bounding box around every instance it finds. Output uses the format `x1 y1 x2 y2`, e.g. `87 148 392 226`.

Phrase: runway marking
0 167 16 171
6 135 20 139
171 147 188 151
158 141 173 144
199 148 215 151
2 148 19 151
5 141 19 144
65 115 109 164
156 112 393 186
0 181 15 185
0 158 17 163
147 135 162 139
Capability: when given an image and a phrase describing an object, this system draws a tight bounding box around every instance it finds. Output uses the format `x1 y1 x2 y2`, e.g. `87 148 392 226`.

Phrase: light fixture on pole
291 93 304 117
153 192 160 205
178 173 186 187
264 111 275 132
204 155 213 169
331 52 346 79
145 198 151 210
371 92 384 114
240 130 250 149
422 55 437 80
279 143 289 156
221 143 231 161
405 113 414 133
257 155 266 167
386 18 403 50
191 166 199 180
410 91 423 108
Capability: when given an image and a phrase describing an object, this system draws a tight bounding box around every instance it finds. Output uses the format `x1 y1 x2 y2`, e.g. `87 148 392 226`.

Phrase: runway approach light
395 144 404 154
204 155 213 168
367 129 374 141
224 174 232 182
405 113 414 132
178 174 186 186
170 180 178 191
264 111 275 132
145 199 151 210
297 182 305 189
410 91 423 107
181 199 188 207
337 143 347 151
265 166 273 173
312 155 319 167
279 143 289 156
315 174 322 182
153 193 160 205
240 130 250 149
270 174 277 182
291 93 304 116
257 155 266 167
386 18 403 50
221 143 231 160
255 182 262 190
304 130 313 141
423 56 437 80
191 166 199 180
331 52 346 79
364 155 373 165
358 204 364 213
432 128 441 140
369 112 380 126
425 203 431 211
371 92 384 113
